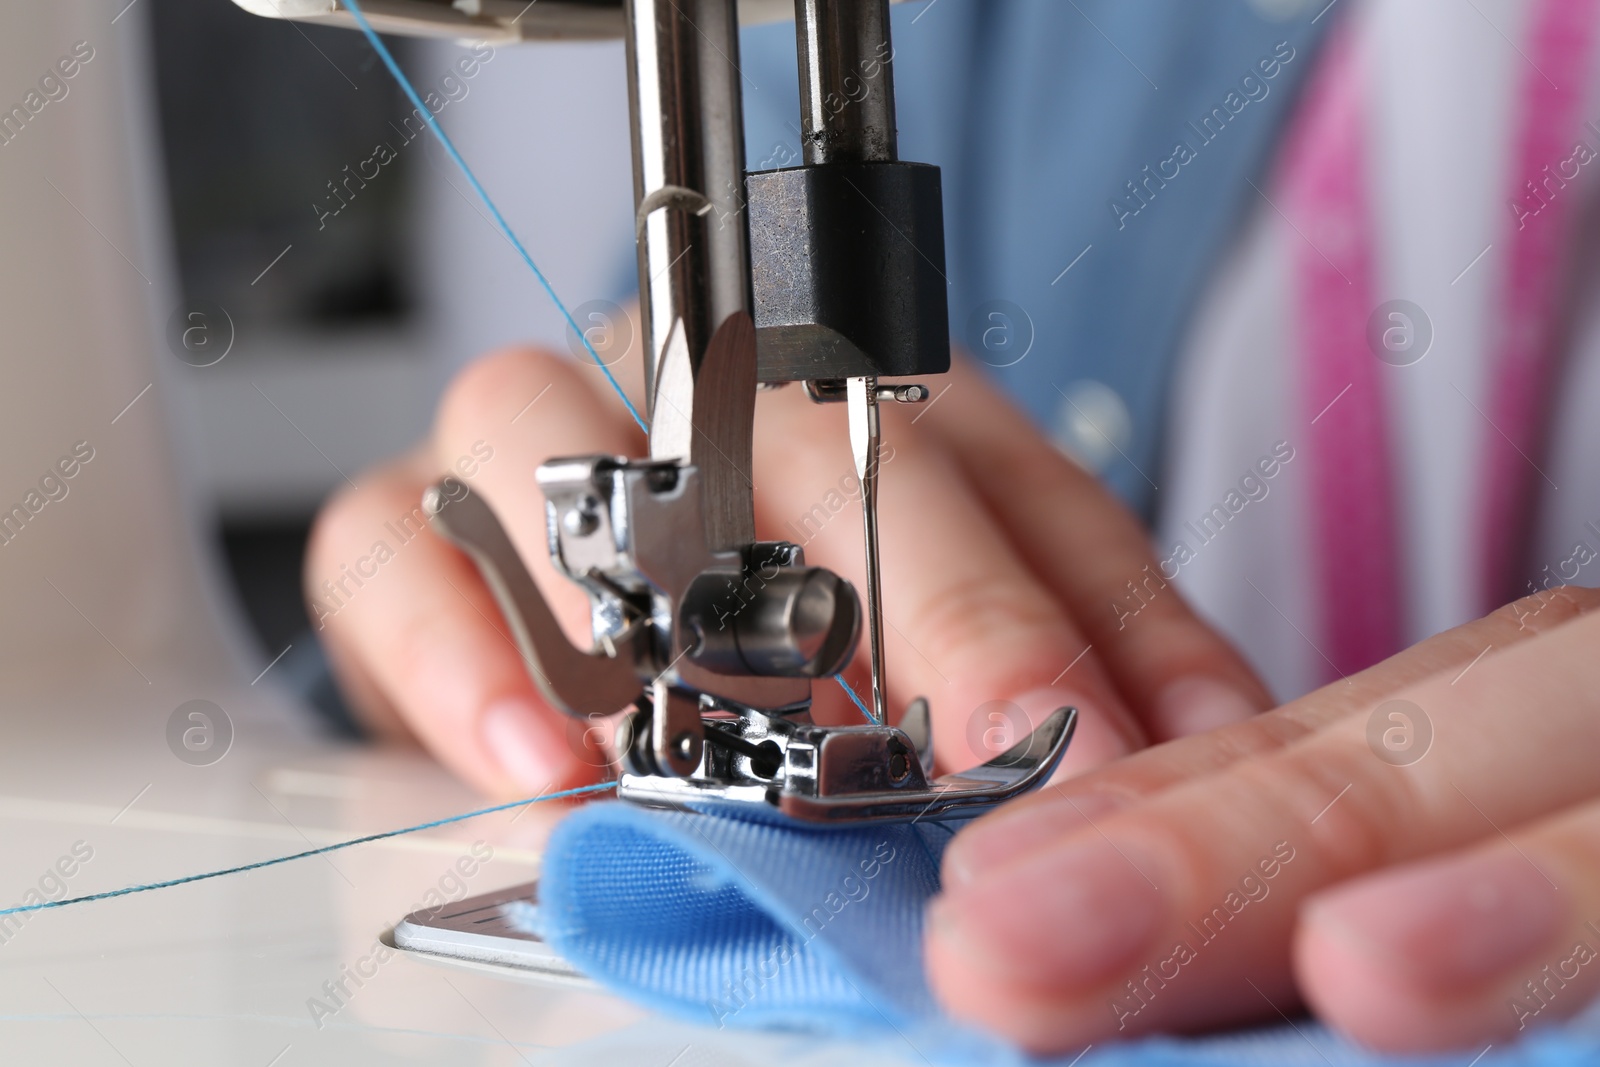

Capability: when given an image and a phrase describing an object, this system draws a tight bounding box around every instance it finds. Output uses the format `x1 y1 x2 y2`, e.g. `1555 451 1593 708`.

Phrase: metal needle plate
392 880 592 985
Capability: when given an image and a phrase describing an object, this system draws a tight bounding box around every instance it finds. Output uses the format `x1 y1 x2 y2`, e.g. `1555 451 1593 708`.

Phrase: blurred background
147 0 639 709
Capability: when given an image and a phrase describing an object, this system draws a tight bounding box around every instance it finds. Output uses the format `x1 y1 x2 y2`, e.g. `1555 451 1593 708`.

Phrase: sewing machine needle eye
847 375 889 726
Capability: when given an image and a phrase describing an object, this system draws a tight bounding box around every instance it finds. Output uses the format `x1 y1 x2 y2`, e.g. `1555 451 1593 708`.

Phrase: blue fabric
536 801 1600 1067
731 0 1330 516
534 801 978 1041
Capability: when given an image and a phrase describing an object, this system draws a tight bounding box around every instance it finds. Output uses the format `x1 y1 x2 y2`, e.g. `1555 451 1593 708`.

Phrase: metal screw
644 466 680 494
806 380 929 404
562 495 601 536
672 730 697 763
887 738 911 782
877 383 928 403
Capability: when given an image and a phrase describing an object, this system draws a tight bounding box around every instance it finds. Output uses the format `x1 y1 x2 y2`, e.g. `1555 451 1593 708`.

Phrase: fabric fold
533 801 1013 1061
533 801 1600 1067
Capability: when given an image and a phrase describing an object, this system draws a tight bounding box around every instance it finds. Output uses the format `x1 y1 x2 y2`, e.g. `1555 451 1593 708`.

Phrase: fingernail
481 697 561 791
1152 676 1261 739
943 791 1126 889
931 836 1163 989
1306 849 1565 993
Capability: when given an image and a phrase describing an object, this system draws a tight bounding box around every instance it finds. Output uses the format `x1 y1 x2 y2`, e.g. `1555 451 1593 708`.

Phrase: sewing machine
234 0 1075 976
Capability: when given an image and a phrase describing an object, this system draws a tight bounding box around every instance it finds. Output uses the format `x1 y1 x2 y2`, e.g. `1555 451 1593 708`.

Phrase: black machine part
749 160 949 383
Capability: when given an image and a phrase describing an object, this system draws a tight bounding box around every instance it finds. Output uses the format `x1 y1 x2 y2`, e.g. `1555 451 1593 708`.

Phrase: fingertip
931 836 1164 997
924 906 1065 1052
923 902 1017 1028
1292 905 1501 1054
925 853 1152 1053
479 695 603 798
1294 905 1426 1052
302 470 388 602
1295 847 1568 1053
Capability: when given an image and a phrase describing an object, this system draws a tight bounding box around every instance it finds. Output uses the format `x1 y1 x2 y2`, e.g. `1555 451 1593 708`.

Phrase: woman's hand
927 585 1600 1053
304 342 1269 798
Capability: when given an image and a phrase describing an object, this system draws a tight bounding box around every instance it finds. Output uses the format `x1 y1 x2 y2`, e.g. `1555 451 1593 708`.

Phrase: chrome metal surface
687 312 758 550
879 383 929 403
680 562 860 677
231 0 918 42
393 880 593 983
626 0 752 417
794 0 898 164
424 482 642 719
231 0 623 41
649 678 705 777
847 376 888 726
427 451 1073 821
898 696 934 778
807 378 929 404
537 455 810 713
647 319 695 459
805 377 850 403
620 707 1079 824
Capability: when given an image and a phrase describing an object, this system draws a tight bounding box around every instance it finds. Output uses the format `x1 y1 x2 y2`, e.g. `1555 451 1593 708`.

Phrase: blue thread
0 780 617 920
833 674 879 724
341 0 648 434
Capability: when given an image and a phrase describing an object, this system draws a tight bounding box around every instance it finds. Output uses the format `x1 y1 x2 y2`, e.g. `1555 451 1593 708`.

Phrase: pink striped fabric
1479 0 1600 609
1279 27 1403 680
1281 2 1599 682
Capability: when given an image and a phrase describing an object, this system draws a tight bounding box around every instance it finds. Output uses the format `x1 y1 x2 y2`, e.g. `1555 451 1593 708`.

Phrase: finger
750 381 1148 775
919 358 1272 739
310 347 641 797
307 451 605 798
432 345 646 639
1298 795 1600 1052
941 586 1600 885
313 530 416 744
567 299 650 423
925 598 1600 1051
428 344 645 766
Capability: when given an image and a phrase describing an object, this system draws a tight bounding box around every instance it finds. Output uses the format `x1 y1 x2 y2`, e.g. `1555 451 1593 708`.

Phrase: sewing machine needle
847 376 888 725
